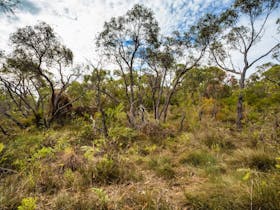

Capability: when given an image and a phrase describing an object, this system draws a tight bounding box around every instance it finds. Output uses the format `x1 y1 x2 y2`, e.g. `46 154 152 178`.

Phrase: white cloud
0 0 279 77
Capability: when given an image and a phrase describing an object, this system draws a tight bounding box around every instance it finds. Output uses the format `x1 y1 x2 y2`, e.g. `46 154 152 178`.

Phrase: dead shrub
60 148 84 171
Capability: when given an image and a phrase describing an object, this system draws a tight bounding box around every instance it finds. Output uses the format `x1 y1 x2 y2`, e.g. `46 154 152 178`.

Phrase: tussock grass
229 148 276 171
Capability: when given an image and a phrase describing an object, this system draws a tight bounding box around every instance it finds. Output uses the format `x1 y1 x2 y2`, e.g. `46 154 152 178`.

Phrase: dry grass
1 119 279 209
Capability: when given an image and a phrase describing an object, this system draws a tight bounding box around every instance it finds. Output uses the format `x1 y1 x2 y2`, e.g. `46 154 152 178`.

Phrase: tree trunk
100 109 108 138
129 67 135 118
161 88 175 123
236 93 243 130
237 72 245 130
179 112 186 131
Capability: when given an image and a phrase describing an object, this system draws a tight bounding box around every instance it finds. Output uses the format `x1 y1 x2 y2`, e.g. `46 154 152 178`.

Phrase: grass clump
53 190 109 210
148 156 176 179
200 129 236 150
184 173 280 210
249 176 280 210
92 155 139 184
230 148 276 171
117 188 171 210
180 150 216 167
184 185 246 210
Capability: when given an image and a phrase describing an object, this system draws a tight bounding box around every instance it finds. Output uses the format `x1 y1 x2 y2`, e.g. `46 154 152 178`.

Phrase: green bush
108 126 138 148
18 197 37 210
78 124 95 144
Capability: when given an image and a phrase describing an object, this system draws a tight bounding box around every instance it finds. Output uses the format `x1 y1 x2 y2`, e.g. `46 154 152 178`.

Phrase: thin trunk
179 112 186 131
199 110 203 121
161 83 177 122
96 70 108 137
236 93 243 130
237 72 245 130
156 68 167 120
129 66 135 118
34 114 42 128
100 109 108 138
152 90 157 120
211 102 218 119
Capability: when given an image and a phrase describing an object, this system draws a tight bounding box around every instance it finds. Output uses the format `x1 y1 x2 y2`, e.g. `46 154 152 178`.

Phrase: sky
0 0 279 75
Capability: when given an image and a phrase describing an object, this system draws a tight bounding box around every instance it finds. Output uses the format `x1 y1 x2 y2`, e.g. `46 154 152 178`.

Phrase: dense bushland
0 0 280 209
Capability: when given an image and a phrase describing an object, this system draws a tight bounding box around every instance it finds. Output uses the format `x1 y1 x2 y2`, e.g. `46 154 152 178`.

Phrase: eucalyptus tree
85 60 113 138
0 22 80 127
96 4 160 126
145 13 221 122
211 0 280 129
145 43 174 121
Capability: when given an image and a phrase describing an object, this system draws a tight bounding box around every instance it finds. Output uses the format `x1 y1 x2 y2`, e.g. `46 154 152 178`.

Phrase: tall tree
0 22 80 127
146 13 221 122
96 4 159 127
211 0 280 129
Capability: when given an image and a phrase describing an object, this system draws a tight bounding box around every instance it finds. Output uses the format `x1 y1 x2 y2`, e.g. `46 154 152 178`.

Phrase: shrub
78 124 96 144
18 197 37 210
138 144 158 156
31 147 54 160
108 126 138 148
35 168 60 194
60 147 84 171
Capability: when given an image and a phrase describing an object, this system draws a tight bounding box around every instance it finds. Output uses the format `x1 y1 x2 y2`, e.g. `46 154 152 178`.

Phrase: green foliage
17 197 37 210
92 187 109 207
0 133 44 170
31 147 54 160
78 124 95 143
108 126 138 147
105 103 126 126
